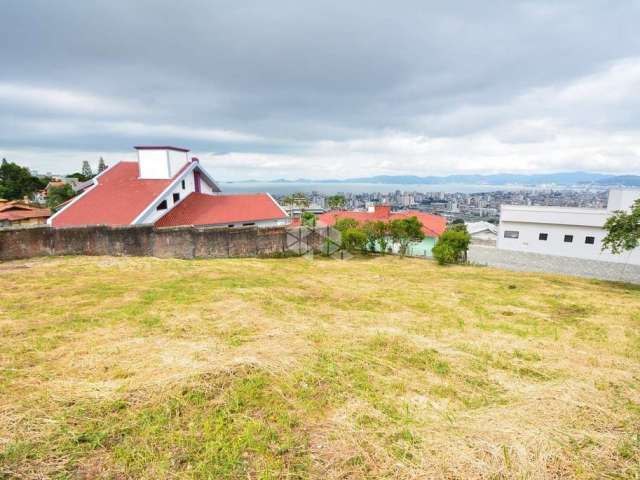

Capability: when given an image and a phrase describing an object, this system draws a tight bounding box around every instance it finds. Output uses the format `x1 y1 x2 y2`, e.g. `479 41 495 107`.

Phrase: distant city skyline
2 1 640 179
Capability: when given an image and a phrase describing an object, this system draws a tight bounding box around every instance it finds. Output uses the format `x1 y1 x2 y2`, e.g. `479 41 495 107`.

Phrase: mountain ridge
228 172 640 186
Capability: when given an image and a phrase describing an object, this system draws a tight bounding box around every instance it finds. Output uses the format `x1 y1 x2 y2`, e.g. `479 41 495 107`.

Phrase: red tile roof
316 206 446 237
51 162 175 227
0 202 51 222
155 192 288 227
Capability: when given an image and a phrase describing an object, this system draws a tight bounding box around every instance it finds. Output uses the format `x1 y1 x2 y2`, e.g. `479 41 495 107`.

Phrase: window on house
173 193 180 203
228 224 234 228
156 200 168 211
242 222 255 226
503 230 519 239
585 236 595 245
181 180 186 190
539 233 548 241
564 234 573 243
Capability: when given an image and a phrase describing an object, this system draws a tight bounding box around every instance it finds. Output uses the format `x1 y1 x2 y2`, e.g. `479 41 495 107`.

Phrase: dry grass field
0 255 639 479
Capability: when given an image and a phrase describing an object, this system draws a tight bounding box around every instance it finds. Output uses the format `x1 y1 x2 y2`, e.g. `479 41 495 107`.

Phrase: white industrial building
497 189 640 265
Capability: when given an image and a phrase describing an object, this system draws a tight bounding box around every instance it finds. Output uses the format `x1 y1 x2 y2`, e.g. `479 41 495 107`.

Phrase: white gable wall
168 150 189 177
137 171 196 225
607 188 640 212
135 167 221 225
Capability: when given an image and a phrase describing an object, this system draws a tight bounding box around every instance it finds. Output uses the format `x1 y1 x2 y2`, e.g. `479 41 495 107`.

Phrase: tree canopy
98 157 108 173
432 228 471 265
282 192 309 208
602 199 640 254
334 217 359 232
47 184 75 209
0 159 47 200
81 160 94 179
389 216 425 256
362 220 390 254
327 195 346 210
301 211 316 227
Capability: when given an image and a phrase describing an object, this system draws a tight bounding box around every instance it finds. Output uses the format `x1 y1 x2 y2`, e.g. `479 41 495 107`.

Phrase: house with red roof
316 204 446 257
48 146 290 229
0 201 51 228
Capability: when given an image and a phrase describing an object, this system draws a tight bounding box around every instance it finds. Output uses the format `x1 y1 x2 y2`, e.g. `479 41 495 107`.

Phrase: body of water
220 182 540 195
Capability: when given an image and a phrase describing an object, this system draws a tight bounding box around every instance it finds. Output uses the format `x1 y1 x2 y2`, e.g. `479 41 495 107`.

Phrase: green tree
341 227 367 252
67 172 91 182
452 218 465 225
389 216 425 256
432 229 471 265
301 211 316 227
281 192 310 212
47 184 75 209
334 217 359 233
449 222 468 233
81 160 93 179
97 157 108 173
362 220 390 254
327 195 346 210
602 199 640 254
0 159 46 200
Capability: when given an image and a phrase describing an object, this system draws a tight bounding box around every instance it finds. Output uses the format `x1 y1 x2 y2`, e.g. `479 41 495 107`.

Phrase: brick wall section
0 225 290 261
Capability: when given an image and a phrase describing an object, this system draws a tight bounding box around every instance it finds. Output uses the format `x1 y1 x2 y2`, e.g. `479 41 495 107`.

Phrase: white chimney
135 146 190 179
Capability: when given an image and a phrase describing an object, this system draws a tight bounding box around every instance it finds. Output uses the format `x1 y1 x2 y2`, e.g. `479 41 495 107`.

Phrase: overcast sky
2 1 640 180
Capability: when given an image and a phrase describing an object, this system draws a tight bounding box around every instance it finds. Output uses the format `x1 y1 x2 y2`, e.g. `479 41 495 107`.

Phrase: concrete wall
607 188 640 212
470 244 640 284
0 225 289 261
498 220 640 265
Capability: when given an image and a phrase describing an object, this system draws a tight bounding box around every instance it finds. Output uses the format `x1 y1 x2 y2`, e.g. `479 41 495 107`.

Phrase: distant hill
343 172 610 185
593 175 640 186
259 172 640 186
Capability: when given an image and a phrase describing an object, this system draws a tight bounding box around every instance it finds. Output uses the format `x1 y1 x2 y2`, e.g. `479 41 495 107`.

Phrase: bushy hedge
333 216 424 256
432 228 471 265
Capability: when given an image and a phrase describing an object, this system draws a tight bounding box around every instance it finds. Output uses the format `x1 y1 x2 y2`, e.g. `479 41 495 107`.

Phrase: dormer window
156 200 168 211
181 180 186 190
173 193 180 203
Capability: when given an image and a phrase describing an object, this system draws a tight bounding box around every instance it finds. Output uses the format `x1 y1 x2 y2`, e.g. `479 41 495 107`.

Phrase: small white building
466 221 498 244
497 188 640 265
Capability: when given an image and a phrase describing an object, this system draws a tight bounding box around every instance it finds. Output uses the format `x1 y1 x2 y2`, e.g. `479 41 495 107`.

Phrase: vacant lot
0 256 639 479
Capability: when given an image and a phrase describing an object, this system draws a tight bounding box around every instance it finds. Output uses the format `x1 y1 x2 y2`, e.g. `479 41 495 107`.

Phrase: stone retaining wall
0 225 289 261
469 244 640 284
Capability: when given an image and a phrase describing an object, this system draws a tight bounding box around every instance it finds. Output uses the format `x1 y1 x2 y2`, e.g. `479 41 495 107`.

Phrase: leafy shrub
301 211 316 227
389 216 425 257
342 228 367 252
362 220 390 254
432 229 471 265
334 218 359 232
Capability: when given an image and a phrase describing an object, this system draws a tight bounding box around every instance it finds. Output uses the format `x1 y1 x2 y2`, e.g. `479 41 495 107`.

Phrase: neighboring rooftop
316 205 446 237
466 221 497 235
0 201 51 223
155 192 288 227
50 162 179 227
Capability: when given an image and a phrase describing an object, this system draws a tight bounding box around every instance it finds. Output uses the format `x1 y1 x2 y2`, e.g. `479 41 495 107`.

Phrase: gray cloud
1 0 640 178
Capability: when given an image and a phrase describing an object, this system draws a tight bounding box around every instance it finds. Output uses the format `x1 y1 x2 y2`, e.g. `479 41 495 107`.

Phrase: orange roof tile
155 192 288 227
